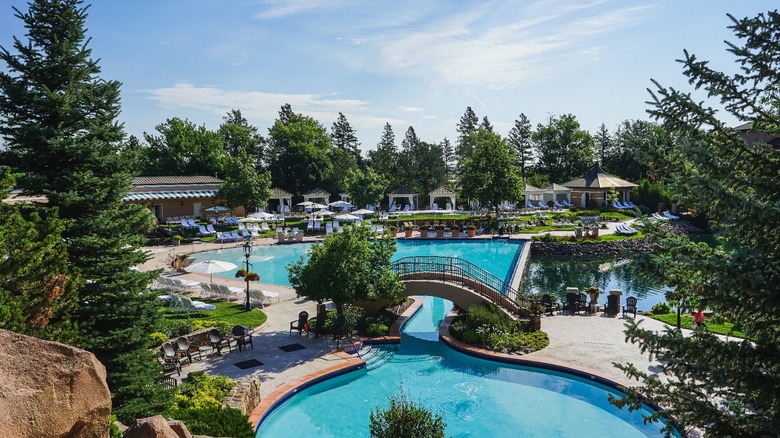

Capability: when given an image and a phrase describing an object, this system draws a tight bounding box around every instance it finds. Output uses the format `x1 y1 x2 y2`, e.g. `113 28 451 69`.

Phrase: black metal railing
390 256 529 314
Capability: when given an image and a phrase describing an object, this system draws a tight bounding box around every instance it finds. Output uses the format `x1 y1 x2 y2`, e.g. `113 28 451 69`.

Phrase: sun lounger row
199 283 244 301
612 201 636 209
651 211 679 220
615 223 639 235
154 275 201 293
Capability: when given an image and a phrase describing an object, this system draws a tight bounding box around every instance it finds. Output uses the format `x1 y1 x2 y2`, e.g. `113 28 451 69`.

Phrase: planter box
436 230 444 238
404 230 413 237
467 229 476 237
452 230 460 238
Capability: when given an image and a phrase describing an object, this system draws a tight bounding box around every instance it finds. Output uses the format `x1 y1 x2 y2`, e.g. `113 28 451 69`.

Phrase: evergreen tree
612 12 780 436
0 0 170 420
440 137 455 177
368 123 399 185
331 112 362 164
397 127 446 199
455 106 479 166
480 115 494 133
507 113 534 179
593 123 612 163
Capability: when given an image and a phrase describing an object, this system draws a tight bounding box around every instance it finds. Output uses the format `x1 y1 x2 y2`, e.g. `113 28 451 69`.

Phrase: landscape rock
124 416 180 438
531 237 657 256
0 329 111 438
222 376 261 416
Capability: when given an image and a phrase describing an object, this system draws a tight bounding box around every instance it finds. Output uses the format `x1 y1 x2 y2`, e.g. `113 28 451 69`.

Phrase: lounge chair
389 204 397 212
564 287 579 314
562 199 573 207
208 328 232 355
231 325 253 352
290 311 309 335
162 341 188 367
157 356 181 376
663 211 679 220
623 296 638 318
541 294 560 316
578 293 590 314
603 294 619 317
179 295 216 313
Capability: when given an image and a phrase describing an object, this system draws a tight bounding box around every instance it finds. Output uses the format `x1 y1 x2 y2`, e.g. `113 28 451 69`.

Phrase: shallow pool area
255 296 670 437
202 239 524 286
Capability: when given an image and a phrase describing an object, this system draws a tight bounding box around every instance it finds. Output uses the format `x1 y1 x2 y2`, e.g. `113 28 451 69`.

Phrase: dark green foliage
0 0 170 420
367 123 399 184
451 303 550 352
215 152 271 212
507 113 534 179
459 128 522 212
396 127 447 200
367 322 389 337
346 167 388 209
650 302 672 315
219 109 266 167
455 106 480 166
632 179 671 212
369 391 446 438
611 12 780 436
532 114 595 183
143 117 228 177
331 112 362 164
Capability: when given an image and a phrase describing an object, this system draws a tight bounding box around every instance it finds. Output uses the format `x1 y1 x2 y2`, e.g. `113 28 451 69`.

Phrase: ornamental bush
369 392 446 438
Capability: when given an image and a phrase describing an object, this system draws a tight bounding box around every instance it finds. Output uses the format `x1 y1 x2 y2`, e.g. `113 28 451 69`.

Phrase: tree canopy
612 11 780 437
532 114 595 183
459 128 522 212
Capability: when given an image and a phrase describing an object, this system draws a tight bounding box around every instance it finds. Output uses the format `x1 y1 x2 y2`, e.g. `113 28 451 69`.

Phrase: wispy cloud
254 0 353 19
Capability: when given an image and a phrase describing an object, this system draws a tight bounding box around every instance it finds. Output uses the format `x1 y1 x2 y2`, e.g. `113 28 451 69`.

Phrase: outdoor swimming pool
255 296 671 437
202 239 525 286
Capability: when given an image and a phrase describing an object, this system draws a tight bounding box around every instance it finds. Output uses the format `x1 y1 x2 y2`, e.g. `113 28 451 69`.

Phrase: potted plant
172 235 182 246
389 226 398 237
235 268 248 278
404 225 414 238
451 224 460 238
467 225 477 238
435 224 445 238
245 271 260 281
587 286 601 306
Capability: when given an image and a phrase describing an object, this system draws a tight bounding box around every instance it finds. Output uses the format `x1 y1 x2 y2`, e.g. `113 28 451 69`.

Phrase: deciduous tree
143 117 227 177
532 114 595 183
459 129 522 212
345 167 388 211
215 152 271 213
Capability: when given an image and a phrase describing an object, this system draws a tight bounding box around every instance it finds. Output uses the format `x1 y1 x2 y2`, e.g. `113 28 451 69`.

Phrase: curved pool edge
248 296 425 430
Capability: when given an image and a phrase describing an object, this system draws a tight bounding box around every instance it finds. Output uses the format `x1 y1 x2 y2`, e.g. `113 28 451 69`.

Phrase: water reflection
522 255 670 310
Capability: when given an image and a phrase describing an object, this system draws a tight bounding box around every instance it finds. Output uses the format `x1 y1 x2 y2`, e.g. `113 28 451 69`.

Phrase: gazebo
302 187 330 206
522 184 544 205
268 187 293 213
541 183 572 204
562 163 637 208
428 186 456 210
388 187 418 210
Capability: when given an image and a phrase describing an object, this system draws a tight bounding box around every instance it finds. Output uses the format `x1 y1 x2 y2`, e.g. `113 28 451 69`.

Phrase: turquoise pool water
202 239 524 286
256 296 669 437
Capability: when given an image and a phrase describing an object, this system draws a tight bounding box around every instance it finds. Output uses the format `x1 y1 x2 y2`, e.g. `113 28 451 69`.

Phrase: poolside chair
564 288 579 315
180 295 216 312
663 211 679 220
623 296 638 318
157 356 181 376
162 341 188 367
578 293 590 315
231 325 254 352
208 328 232 355
176 336 202 363
290 311 309 336
541 294 560 316
603 294 620 317
389 204 397 212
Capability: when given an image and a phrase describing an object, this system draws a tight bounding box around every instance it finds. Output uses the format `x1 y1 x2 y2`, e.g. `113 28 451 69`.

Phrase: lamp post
243 241 252 311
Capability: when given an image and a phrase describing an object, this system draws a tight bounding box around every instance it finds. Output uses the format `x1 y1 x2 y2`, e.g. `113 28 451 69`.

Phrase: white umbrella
310 202 329 209
352 208 376 216
185 259 238 283
314 210 335 216
335 213 359 221
205 205 230 212
297 201 313 206
249 211 276 219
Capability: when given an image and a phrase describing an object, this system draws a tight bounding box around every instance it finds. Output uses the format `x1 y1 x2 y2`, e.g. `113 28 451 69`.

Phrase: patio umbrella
329 200 352 208
297 201 314 206
314 210 335 217
248 211 276 220
205 205 230 212
335 213 359 221
310 202 329 209
185 259 238 284
352 208 376 216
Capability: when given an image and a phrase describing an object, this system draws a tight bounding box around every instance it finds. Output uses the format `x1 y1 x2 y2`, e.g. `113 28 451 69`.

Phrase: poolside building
562 163 637 208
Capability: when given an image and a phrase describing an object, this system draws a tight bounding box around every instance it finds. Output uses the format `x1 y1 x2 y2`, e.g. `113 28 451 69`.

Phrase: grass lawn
649 312 748 339
161 300 267 329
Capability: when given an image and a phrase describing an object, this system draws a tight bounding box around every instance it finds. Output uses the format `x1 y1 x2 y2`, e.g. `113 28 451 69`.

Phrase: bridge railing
390 256 529 314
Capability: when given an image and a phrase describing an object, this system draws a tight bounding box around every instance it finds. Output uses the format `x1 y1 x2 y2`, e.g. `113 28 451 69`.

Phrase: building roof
2 190 48 205
123 190 218 202
428 186 455 196
270 187 292 197
389 187 417 195
563 163 637 189
303 187 330 196
542 183 572 192
522 184 543 193
132 176 223 186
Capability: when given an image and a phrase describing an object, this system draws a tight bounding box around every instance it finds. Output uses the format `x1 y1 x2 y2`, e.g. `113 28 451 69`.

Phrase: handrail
390 256 529 315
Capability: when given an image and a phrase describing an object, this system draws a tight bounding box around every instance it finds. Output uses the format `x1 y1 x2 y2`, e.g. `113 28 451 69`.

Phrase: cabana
302 187 330 206
268 187 293 213
541 183 572 204
387 187 418 211
562 162 637 208
428 186 456 210
522 184 544 206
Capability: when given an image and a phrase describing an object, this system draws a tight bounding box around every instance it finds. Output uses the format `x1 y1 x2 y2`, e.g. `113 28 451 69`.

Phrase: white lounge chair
180 295 216 312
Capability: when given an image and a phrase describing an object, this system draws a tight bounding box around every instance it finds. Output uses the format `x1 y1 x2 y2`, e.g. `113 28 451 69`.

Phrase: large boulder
0 329 112 438
123 416 182 438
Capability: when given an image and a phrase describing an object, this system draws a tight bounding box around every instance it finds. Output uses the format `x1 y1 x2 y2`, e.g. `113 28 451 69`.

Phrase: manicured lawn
649 312 748 339
161 300 267 329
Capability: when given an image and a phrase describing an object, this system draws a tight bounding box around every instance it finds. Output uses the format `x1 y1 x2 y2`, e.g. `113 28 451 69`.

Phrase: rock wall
222 377 261 416
0 329 112 438
531 237 657 257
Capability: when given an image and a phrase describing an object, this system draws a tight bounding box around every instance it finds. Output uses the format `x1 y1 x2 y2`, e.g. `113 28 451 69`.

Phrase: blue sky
1 1 776 153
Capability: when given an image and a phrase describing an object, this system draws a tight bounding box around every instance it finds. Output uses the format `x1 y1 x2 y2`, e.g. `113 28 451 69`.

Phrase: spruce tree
331 112 362 164
612 11 780 436
507 113 533 179
368 123 398 184
0 0 170 421
455 106 479 165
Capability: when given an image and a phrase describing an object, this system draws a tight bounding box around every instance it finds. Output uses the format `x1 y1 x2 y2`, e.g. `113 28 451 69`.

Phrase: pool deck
139 221 676 427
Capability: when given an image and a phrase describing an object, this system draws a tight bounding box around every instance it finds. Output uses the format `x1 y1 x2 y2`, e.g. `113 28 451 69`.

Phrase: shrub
148 332 168 348
462 330 480 345
449 318 468 339
651 302 673 315
451 225 460 231
367 322 389 337
404 226 414 231
158 319 194 338
324 305 364 334
467 302 509 331
173 406 254 438
370 392 446 438
539 233 556 242
467 225 477 230
192 319 232 336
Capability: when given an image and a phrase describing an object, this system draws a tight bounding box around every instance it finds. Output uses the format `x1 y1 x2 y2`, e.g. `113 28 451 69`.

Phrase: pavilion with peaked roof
562 162 637 208
388 187 418 210
268 187 293 213
521 184 544 203
302 187 330 206
541 183 572 204
428 186 456 210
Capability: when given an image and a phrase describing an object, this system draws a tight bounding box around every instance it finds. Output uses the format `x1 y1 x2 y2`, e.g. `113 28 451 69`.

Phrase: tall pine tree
0 0 170 421
331 112 362 165
507 113 534 179
455 106 479 167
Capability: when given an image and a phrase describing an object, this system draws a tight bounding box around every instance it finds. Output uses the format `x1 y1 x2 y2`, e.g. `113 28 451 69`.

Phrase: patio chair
180 295 216 312
623 296 638 318
231 325 254 352
564 288 579 315
290 311 309 336
578 293 590 315
541 294 560 316
157 356 181 376
162 341 188 367
603 294 620 317
176 336 203 363
208 328 232 355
